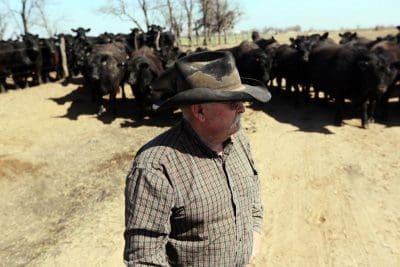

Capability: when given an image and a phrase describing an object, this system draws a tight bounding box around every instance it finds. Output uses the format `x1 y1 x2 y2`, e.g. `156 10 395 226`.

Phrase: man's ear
191 104 206 122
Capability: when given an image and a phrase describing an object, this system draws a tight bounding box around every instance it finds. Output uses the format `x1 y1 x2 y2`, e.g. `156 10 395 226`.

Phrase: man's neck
188 121 225 154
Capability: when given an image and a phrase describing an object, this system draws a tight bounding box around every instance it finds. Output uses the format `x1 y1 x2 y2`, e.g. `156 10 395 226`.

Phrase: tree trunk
21 0 28 34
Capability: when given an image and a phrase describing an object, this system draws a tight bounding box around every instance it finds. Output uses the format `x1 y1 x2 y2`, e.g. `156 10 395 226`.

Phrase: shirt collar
181 119 234 158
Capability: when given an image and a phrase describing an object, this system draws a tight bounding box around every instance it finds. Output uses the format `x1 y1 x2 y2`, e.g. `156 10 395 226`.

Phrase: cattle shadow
120 111 181 128
250 89 339 134
252 88 400 132
49 85 180 126
376 102 400 128
61 76 85 87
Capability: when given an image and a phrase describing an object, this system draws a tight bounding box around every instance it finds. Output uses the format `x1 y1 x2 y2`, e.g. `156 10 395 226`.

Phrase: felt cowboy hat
151 50 271 110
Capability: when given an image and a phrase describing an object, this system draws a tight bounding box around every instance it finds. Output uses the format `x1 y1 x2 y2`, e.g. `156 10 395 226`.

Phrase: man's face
201 101 245 139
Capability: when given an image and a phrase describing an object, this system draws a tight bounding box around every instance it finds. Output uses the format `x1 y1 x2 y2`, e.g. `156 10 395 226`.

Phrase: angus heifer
273 33 335 102
370 40 400 119
22 33 43 86
125 46 165 118
308 44 400 128
220 41 272 85
83 42 128 116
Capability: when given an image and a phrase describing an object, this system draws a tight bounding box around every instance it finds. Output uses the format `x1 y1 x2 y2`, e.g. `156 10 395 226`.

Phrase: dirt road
1 81 399 266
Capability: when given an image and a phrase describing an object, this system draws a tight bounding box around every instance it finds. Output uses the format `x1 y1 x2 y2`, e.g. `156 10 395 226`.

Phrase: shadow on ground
250 87 400 133
49 85 180 126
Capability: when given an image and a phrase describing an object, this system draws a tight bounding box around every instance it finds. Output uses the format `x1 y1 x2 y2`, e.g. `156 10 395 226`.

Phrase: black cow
339 31 376 48
127 28 145 52
0 40 32 92
254 36 277 50
251 31 261 42
370 40 400 118
83 42 128 115
220 41 272 85
308 44 400 128
22 33 43 85
273 33 334 101
71 27 91 41
40 37 63 82
125 46 165 118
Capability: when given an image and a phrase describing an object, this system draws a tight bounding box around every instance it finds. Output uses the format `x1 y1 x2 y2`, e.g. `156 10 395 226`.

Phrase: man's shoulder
135 122 184 165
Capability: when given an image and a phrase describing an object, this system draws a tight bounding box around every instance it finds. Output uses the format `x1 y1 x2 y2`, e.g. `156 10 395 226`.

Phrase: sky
2 0 399 38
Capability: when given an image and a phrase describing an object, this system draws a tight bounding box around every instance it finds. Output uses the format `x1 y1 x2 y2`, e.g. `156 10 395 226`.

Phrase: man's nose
236 102 245 113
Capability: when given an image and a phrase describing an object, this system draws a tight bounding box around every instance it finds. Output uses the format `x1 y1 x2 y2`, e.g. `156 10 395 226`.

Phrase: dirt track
1 81 400 266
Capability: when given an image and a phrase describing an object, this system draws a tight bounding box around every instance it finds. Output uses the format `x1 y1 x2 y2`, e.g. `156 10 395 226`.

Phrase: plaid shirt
124 119 263 266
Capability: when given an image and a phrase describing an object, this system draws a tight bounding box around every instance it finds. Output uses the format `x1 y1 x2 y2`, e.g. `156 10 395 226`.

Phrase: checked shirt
124 119 263 266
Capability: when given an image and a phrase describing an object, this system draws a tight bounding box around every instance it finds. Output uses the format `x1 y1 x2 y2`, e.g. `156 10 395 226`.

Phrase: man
124 51 271 266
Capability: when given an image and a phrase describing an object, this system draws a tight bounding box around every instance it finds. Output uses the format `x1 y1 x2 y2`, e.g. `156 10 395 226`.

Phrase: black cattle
0 40 32 92
339 31 376 48
273 33 334 101
22 33 43 85
40 37 63 82
370 40 400 118
251 31 260 42
145 24 164 51
220 41 272 85
71 27 91 41
70 39 92 77
83 42 128 115
308 44 400 128
254 36 277 50
95 32 116 44
127 28 145 52
125 46 165 118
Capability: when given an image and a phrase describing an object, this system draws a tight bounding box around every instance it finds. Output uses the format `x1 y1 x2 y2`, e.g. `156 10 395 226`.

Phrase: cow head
71 27 91 41
358 48 399 95
237 48 272 85
22 33 41 53
339 32 358 44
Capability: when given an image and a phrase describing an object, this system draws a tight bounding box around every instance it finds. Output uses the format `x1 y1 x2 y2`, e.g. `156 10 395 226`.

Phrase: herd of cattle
1 25 400 128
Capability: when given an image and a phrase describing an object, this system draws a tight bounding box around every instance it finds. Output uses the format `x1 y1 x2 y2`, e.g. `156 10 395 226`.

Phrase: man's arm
124 167 174 266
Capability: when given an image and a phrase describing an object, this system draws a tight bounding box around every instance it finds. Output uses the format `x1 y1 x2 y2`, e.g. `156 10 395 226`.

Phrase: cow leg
285 79 292 95
377 85 393 120
98 96 106 116
41 71 49 83
276 77 282 91
334 96 344 126
293 83 301 106
121 84 127 100
361 100 370 129
0 83 6 93
368 99 376 124
313 86 320 102
13 75 26 89
110 91 117 116
0 77 7 93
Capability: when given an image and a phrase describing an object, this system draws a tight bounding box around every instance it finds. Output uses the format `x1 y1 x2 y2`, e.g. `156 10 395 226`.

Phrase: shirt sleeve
239 131 264 233
251 169 264 233
124 165 174 266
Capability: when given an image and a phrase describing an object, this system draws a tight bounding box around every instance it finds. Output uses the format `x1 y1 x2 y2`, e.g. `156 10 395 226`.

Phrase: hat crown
176 51 243 92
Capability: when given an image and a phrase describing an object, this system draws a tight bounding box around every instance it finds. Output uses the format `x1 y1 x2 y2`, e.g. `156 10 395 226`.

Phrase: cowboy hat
152 51 271 110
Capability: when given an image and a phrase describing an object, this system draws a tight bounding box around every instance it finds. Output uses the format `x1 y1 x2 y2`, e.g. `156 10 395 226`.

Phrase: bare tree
98 0 145 31
138 0 150 29
0 9 10 40
1 0 56 37
208 0 242 45
99 0 162 32
164 0 183 46
198 0 212 46
33 0 54 36
181 0 194 47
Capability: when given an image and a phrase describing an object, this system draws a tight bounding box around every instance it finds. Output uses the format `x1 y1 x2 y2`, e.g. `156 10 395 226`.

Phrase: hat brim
152 80 271 111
